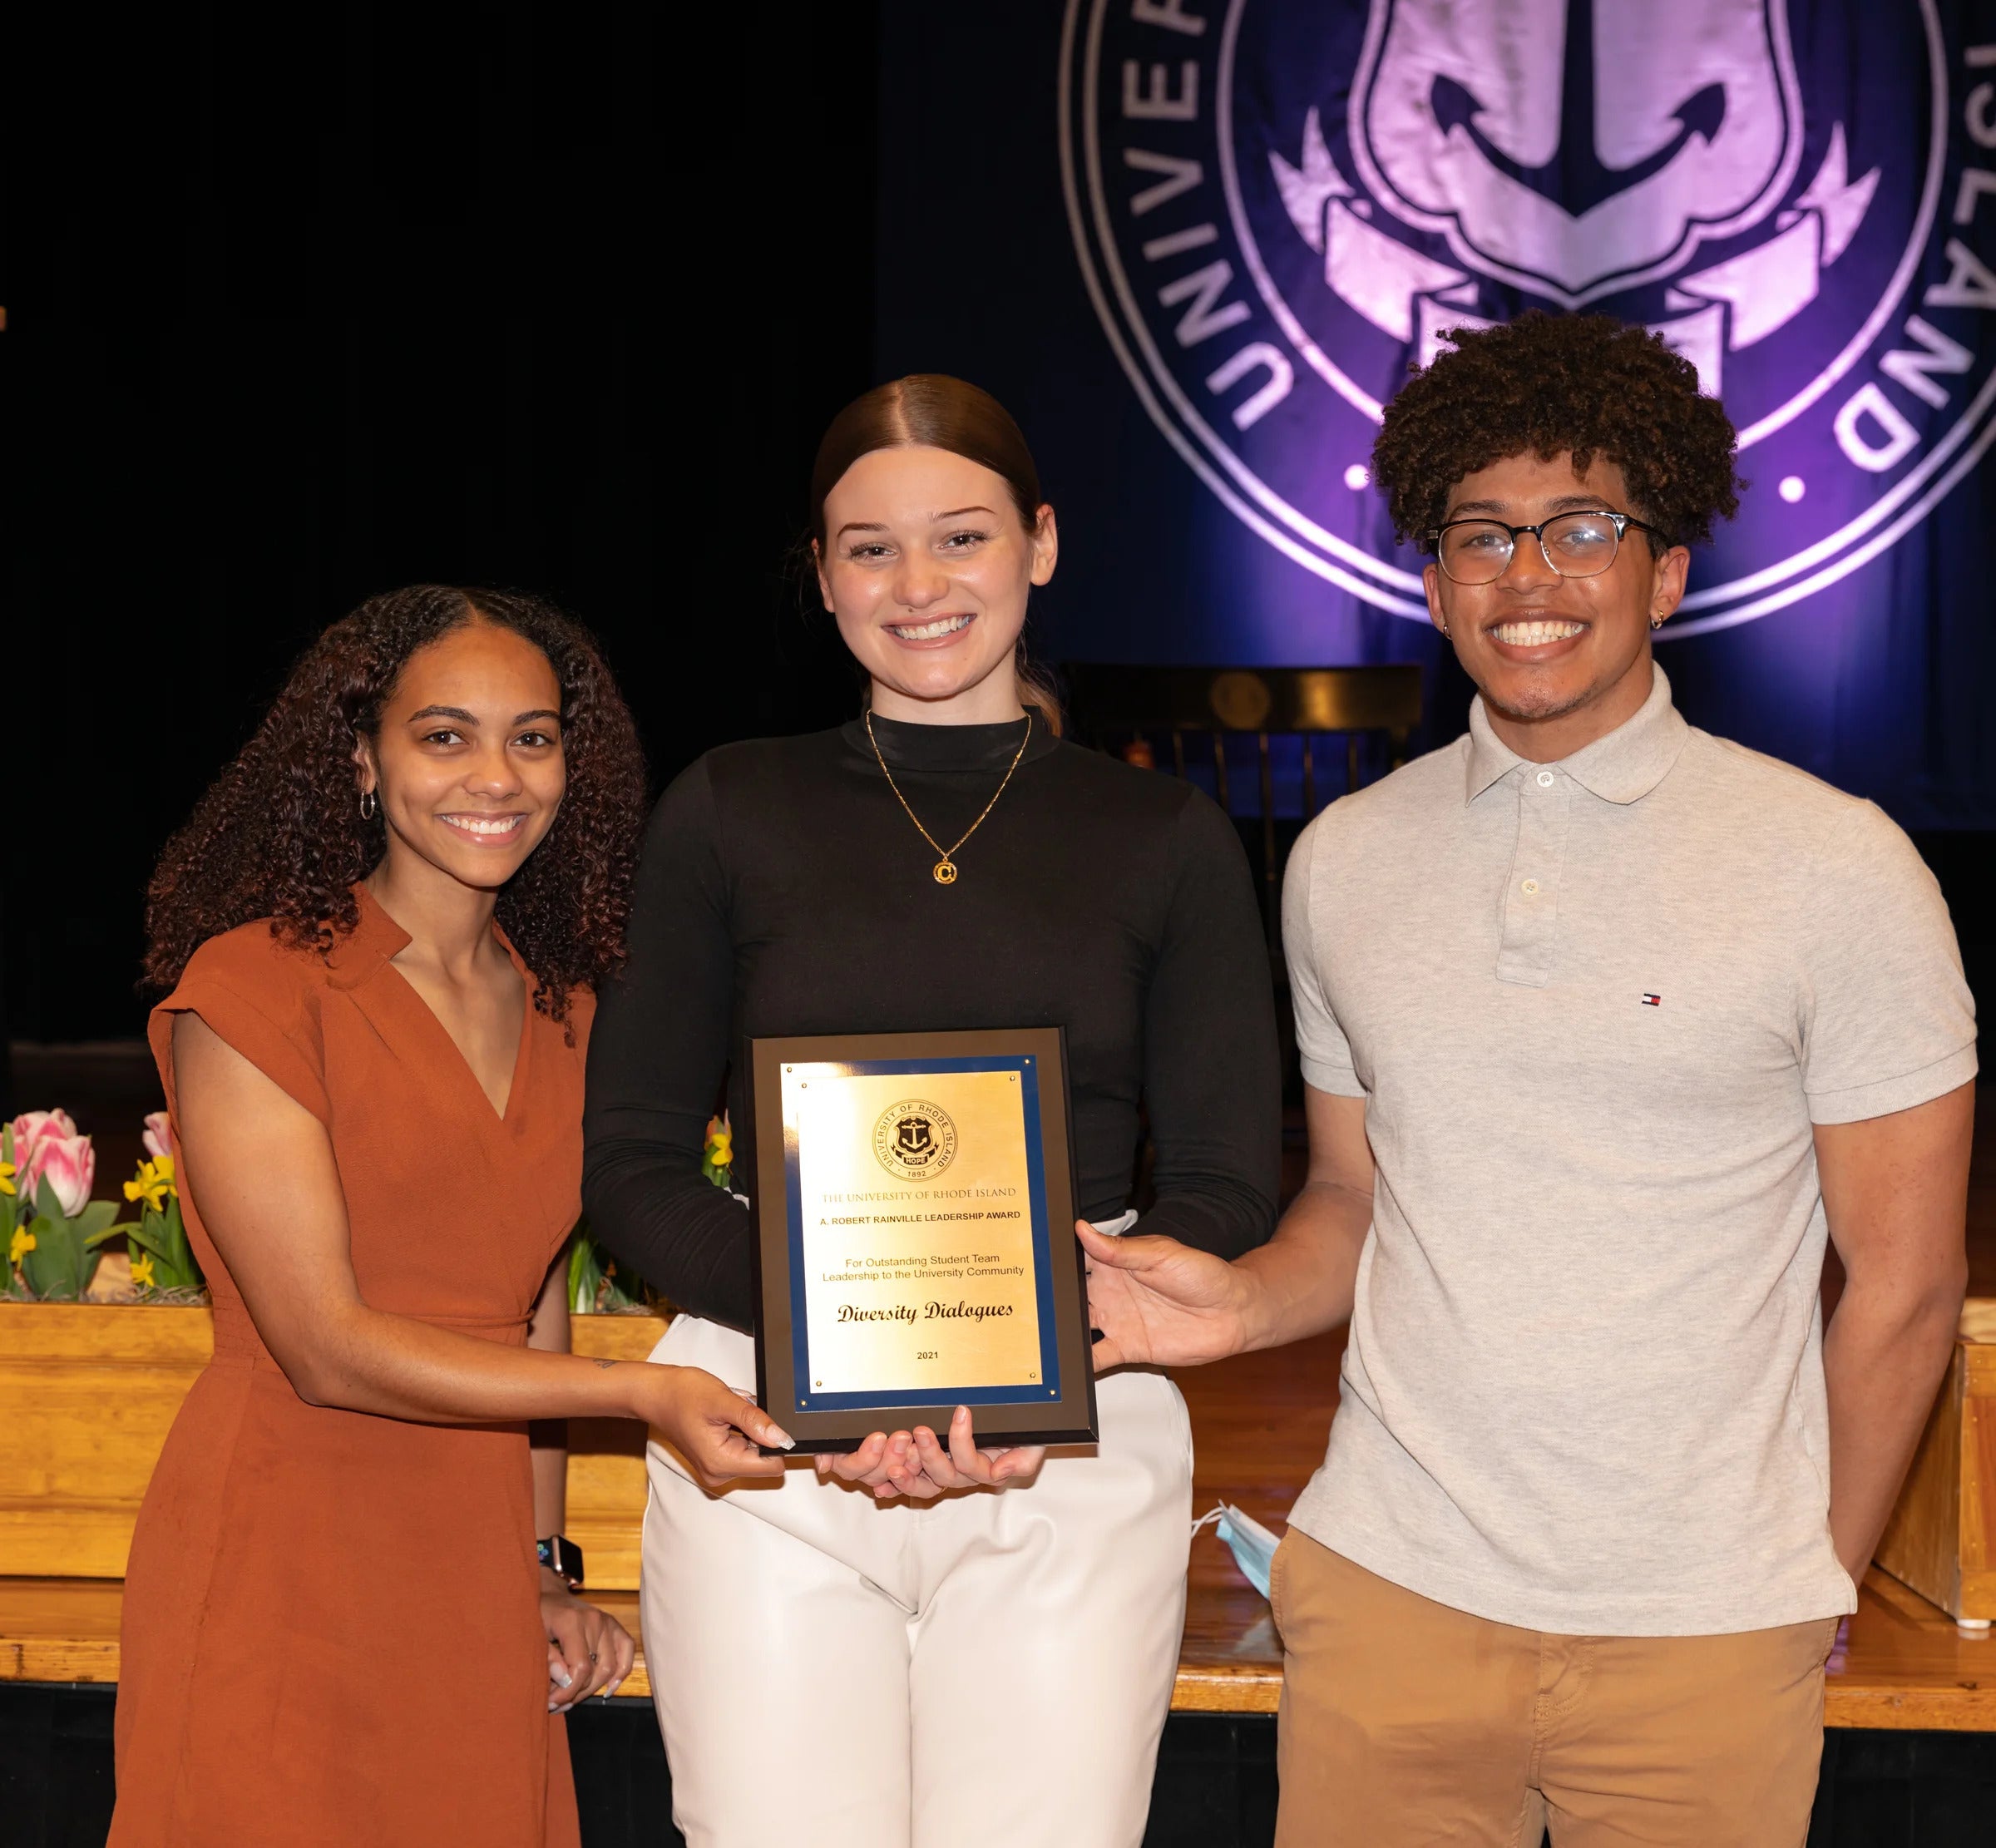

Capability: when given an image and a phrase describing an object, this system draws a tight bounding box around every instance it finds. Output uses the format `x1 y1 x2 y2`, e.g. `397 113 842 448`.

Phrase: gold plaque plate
748 1029 1097 1452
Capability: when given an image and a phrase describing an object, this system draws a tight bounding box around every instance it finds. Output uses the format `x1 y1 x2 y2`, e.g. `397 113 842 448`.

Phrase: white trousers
639 1302 1194 1848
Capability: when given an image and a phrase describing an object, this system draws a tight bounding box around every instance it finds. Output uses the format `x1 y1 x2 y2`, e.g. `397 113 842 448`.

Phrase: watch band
536 1534 585 1589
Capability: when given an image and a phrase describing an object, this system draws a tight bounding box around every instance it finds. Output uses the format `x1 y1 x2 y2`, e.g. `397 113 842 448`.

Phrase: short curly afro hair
1371 313 1743 552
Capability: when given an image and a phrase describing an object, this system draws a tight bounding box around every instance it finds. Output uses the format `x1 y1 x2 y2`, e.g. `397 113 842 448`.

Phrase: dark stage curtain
5 2 880 1057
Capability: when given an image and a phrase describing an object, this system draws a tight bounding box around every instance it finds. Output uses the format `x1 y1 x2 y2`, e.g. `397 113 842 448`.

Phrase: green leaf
16 1214 53 1299
22 1214 83 1300
74 1201 120 1242
124 1218 168 1258
570 1235 605 1315
167 1218 201 1287
35 1178 65 1224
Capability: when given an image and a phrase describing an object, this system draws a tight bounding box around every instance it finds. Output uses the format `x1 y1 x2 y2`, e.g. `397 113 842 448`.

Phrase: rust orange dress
113 887 591 1848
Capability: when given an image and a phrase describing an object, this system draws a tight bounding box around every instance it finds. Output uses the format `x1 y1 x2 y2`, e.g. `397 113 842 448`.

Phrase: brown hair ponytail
808 374 1064 736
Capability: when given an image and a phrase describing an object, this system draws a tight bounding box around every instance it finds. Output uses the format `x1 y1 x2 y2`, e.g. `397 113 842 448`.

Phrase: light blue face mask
1192 1502 1282 1601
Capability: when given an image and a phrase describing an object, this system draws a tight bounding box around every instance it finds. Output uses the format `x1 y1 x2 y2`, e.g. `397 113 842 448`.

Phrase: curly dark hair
1371 313 1743 551
143 585 645 1027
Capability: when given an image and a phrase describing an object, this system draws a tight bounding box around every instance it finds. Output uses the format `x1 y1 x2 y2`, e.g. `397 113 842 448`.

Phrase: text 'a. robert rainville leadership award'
747 1029 1098 1452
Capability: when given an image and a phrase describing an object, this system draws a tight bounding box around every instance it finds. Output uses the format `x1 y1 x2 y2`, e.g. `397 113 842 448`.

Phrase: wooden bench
5 1317 1995 1727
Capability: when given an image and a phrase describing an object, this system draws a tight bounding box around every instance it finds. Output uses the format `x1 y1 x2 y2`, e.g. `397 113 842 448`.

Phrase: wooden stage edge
6 1322 1995 1731
3 1564 1993 1732
12 1117 1996 1740
8 1315 1996 1731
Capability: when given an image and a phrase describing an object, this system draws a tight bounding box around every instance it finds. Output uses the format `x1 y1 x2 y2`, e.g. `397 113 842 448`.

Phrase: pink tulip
18 1130 96 1218
10 1109 80 1168
142 1112 172 1164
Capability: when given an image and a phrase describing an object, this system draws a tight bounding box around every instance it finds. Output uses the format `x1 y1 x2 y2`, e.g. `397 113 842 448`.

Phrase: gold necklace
864 709 1032 886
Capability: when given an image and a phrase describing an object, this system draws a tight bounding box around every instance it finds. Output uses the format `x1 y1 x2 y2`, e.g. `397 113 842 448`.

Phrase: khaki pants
1271 1531 1839 1848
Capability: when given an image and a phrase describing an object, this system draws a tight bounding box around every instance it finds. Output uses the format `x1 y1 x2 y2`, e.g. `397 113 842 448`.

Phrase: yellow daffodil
9 1227 35 1267
130 1252 157 1290
125 1159 171 1213
0 1157 14 1196
706 1129 734 1167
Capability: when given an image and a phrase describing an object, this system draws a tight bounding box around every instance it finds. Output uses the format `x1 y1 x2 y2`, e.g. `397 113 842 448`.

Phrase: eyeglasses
1427 511 1673 586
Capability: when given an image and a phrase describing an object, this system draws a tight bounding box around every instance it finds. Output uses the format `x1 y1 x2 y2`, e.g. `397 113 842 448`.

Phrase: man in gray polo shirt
1082 314 1975 1846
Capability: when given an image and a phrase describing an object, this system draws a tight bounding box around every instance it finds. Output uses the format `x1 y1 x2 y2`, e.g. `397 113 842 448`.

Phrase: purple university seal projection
1061 0 1996 637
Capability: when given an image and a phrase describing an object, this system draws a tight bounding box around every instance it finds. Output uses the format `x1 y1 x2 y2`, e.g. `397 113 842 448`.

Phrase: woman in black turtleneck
582 376 1278 1848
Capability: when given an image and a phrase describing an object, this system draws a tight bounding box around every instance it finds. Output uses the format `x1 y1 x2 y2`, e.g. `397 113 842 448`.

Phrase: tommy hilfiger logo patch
1642 993 1663 1006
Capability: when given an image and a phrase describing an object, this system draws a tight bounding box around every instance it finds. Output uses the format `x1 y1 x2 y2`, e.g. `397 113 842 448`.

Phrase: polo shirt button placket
1495 765 1570 988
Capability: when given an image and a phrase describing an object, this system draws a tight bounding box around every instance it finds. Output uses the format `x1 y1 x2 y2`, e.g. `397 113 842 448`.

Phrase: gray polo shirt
1282 667 1976 1635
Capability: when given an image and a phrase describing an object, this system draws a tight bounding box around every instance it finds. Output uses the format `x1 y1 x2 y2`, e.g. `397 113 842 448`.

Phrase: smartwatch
536 1534 585 1589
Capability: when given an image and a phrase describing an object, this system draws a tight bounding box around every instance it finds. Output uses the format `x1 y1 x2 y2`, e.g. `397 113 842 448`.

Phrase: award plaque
748 1028 1098 1452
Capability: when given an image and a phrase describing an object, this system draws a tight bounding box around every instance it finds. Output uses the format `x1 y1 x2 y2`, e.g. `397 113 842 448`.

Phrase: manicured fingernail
548 1700 562 1712
766 1426 794 1450
554 1668 573 1688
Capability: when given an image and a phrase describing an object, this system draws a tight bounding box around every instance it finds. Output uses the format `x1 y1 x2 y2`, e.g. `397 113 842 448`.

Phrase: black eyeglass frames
1426 511 1675 586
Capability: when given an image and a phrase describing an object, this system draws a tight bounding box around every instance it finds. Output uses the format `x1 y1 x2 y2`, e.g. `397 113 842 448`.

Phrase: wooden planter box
1875 1306 1996 1624
12 1298 1993 1622
0 1302 665 1591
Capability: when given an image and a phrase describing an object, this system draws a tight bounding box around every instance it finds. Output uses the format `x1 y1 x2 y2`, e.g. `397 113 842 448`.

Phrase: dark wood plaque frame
748 1027 1099 1454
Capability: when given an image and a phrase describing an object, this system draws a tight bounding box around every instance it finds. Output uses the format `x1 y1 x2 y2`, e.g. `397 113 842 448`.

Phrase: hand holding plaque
811 1403 1046 1501
748 1030 1099 1453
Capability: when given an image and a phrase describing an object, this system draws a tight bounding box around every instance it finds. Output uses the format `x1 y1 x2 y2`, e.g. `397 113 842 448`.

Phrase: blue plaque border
779 1054 1063 1413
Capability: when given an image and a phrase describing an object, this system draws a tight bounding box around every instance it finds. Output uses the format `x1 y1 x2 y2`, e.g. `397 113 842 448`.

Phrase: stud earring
360 789 378 820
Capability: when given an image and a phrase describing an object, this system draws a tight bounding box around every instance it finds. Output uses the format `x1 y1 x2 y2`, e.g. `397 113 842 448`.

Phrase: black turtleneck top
581 714 1282 1331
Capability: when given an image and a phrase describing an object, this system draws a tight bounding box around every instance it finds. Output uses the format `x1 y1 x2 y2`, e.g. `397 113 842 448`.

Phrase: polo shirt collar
1464 665 1688 805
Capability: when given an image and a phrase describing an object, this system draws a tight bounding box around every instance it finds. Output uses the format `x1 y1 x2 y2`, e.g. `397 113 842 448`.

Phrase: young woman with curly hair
1086 315 1974 1846
112 586 792 1848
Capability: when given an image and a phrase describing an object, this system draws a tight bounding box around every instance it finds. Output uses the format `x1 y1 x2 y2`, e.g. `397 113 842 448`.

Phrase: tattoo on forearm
595 1359 615 1371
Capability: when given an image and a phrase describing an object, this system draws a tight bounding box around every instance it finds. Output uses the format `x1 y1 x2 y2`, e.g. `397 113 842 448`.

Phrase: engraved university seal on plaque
873 1101 960 1181
1061 0 1996 636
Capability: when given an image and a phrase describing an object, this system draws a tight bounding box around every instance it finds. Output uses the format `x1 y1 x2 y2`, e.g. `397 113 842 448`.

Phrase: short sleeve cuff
151 985 333 1125
1806 1043 1979 1126
1298 1054 1368 1098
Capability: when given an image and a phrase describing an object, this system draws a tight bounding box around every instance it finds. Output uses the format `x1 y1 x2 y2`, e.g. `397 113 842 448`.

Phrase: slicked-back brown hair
809 374 1064 734
143 585 645 1030
1371 313 1743 552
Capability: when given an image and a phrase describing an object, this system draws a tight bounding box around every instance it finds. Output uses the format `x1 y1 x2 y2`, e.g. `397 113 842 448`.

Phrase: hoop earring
360 789 378 820
1650 615 1665 630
